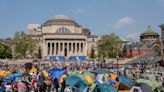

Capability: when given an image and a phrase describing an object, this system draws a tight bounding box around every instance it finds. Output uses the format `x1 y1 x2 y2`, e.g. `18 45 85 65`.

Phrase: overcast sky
0 0 164 41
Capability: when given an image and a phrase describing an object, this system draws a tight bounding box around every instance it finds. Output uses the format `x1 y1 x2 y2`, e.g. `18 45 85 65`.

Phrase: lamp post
116 45 119 75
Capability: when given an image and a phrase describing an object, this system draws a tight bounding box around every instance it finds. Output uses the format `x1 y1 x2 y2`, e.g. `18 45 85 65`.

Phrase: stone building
159 24 164 60
27 15 99 60
123 26 160 58
140 26 160 46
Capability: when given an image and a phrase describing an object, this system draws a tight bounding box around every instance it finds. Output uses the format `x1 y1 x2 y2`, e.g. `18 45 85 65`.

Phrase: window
56 28 70 33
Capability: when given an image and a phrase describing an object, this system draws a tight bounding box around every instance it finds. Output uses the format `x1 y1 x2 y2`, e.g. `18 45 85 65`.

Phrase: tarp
136 79 161 90
93 83 118 92
117 75 133 88
64 75 88 92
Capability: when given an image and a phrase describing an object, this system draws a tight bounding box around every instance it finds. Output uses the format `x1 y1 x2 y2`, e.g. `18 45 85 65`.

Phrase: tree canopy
0 42 12 59
97 33 122 58
10 31 38 59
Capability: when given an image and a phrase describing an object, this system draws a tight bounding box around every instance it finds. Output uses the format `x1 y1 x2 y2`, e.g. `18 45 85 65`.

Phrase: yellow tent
114 82 130 92
29 67 37 74
0 71 5 77
108 74 117 79
5 71 11 76
43 71 49 77
84 74 93 85
59 74 67 87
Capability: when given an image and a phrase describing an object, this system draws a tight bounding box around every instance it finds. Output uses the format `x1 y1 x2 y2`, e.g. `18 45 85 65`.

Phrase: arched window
56 28 70 33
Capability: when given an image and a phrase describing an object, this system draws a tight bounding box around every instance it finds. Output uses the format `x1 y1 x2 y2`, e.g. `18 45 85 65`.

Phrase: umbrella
93 83 118 92
117 75 133 88
136 79 161 90
92 69 113 74
64 75 88 92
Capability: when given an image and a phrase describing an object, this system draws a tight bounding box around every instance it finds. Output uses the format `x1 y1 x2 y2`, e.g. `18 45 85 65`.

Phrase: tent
84 74 94 85
29 67 37 74
48 68 61 75
92 83 118 92
117 75 133 88
108 74 117 79
133 83 153 92
59 74 67 87
6 73 22 79
0 71 5 77
136 79 161 90
64 75 88 92
154 86 164 92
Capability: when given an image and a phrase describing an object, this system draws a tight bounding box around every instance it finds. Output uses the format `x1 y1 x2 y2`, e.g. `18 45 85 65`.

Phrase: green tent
64 75 88 92
136 79 160 90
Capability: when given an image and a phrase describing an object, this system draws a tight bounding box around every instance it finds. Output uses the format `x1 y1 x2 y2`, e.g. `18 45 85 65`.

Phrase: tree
97 33 122 58
0 42 12 59
11 31 38 59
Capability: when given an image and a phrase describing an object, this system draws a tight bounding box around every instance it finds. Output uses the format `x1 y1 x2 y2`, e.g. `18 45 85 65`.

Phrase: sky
0 0 164 41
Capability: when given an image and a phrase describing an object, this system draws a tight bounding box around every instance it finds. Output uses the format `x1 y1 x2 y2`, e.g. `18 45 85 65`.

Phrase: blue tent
48 68 61 75
117 75 133 88
6 73 22 79
52 70 66 80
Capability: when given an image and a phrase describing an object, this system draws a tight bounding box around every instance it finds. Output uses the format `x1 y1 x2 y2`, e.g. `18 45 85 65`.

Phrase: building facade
123 26 160 58
160 24 164 60
27 15 99 59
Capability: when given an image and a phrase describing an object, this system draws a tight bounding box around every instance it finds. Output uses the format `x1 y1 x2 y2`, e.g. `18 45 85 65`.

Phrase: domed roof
52 15 70 20
141 26 159 36
42 15 80 27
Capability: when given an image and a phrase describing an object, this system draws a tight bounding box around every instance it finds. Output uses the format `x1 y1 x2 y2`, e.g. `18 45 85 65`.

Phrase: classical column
56 43 58 56
74 42 77 55
84 42 87 56
58 42 61 56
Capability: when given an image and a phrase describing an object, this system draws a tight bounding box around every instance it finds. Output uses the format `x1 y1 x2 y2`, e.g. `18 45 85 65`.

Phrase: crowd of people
0 60 163 92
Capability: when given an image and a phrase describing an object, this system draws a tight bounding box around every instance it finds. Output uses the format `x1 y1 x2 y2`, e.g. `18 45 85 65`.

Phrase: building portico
27 15 99 59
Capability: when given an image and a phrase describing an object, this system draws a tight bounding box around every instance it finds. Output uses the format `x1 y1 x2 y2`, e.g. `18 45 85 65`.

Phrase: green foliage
11 31 38 59
97 33 122 58
89 49 96 59
0 42 12 59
